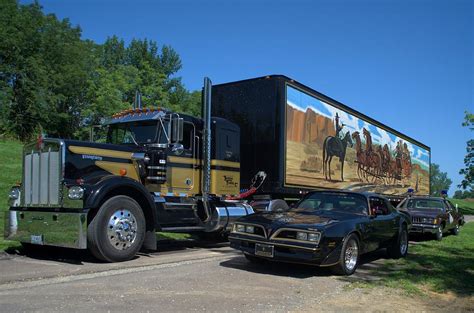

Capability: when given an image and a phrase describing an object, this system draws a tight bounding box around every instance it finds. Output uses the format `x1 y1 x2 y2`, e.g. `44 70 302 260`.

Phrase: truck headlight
9 187 20 200
68 186 84 200
245 225 255 233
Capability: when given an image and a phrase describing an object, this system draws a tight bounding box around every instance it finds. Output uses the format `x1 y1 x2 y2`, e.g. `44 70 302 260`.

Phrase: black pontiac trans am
229 191 411 275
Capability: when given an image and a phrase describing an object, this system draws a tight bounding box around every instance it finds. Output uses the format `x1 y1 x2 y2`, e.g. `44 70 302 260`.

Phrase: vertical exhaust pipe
202 77 212 222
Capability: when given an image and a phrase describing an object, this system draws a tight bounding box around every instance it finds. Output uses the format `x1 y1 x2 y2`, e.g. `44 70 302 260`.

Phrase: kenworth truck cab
5 78 253 262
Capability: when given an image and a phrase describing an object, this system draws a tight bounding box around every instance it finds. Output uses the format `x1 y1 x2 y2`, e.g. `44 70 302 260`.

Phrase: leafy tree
453 189 474 199
0 1 200 141
459 111 473 190
430 163 452 196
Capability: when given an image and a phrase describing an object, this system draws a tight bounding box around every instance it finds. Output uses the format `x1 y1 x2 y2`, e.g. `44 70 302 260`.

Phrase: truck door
167 121 199 193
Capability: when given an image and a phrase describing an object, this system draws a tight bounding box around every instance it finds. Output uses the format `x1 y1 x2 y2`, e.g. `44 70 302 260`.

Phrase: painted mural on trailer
285 85 430 195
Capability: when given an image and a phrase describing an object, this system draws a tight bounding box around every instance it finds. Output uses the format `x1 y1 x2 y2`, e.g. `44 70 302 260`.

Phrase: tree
459 111 473 190
430 163 452 196
0 1 199 141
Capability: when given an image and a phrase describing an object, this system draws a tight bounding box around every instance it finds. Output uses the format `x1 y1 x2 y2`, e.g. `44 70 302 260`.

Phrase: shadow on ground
219 249 391 280
3 238 231 265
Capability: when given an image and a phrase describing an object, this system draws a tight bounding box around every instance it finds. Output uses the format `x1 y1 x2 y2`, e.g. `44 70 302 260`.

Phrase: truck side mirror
171 117 184 143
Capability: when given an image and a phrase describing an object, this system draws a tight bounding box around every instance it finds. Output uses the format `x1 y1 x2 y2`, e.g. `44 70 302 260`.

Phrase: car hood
239 209 356 230
407 208 442 218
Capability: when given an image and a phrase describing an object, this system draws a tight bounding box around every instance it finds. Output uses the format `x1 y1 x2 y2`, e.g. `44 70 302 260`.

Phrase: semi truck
5 75 430 262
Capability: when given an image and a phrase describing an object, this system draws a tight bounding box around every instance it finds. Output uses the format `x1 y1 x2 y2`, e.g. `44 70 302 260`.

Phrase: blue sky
31 0 472 193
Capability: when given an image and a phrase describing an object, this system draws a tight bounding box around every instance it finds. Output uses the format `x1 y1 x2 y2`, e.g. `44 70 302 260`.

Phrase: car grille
23 140 63 206
412 217 423 223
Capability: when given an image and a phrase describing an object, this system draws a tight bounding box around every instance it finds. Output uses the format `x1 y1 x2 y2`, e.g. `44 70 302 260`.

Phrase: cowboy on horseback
335 112 345 139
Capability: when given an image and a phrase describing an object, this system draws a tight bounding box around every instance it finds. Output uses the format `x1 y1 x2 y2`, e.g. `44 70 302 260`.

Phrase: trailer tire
88 195 145 262
268 199 289 212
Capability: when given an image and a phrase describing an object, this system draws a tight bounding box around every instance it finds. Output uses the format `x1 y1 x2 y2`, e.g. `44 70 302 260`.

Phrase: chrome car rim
400 230 408 255
344 239 358 271
107 209 137 250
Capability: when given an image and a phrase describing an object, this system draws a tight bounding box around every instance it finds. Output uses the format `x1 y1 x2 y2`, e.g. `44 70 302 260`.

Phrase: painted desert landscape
285 85 430 195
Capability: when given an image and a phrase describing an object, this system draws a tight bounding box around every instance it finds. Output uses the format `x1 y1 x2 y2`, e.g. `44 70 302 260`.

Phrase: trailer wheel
88 195 145 262
268 199 289 212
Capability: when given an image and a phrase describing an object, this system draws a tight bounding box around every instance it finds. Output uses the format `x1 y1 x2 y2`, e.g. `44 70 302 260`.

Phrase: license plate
30 235 44 245
255 243 274 258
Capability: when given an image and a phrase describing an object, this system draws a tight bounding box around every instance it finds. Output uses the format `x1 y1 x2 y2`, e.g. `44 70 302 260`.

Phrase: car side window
369 197 390 216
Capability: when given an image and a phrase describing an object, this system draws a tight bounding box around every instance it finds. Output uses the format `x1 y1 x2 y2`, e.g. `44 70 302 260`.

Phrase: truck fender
84 175 160 241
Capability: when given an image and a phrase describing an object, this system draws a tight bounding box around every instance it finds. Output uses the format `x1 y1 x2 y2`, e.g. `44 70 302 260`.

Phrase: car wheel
87 196 145 262
244 254 266 264
331 234 359 276
387 225 408 259
451 223 460 236
435 224 443 241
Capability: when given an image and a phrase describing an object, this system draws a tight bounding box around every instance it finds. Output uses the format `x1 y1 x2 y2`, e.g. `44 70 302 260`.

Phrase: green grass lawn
0 140 23 251
449 198 474 215
350 222 474 296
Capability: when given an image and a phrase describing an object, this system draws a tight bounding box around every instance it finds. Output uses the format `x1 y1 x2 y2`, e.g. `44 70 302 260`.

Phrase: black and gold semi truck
5 75 430 262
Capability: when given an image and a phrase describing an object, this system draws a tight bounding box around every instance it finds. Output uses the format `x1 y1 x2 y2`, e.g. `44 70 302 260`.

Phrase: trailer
212 75 431 205
5 75 430 262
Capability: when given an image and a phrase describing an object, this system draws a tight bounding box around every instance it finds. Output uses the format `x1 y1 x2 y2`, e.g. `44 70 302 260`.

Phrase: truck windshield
406 199 444 210
295 193 368 215
106 121 168 145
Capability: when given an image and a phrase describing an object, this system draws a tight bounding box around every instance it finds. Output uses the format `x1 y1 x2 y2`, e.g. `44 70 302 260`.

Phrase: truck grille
412 217 422 223
23 140 63 206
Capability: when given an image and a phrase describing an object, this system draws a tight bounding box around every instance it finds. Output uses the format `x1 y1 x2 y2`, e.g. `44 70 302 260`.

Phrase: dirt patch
299 286 474 312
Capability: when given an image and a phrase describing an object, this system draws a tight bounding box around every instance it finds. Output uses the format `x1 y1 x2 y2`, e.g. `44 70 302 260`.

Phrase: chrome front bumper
5 210 87 249
410 223 438 234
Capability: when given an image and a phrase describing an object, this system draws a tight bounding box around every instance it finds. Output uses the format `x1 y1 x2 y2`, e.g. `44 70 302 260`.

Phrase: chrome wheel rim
344 239 358 271
400 230 408 255
107 209 137 250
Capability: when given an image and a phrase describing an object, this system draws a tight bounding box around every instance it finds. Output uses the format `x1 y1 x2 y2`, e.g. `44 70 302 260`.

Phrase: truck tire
387 225 408 259
268 199 289 212
87 195 146 262
331 233 359 276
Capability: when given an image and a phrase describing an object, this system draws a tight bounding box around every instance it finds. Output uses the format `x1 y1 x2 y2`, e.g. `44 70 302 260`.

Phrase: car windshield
407 199 444 210
295 193 368 215
106 120 169 145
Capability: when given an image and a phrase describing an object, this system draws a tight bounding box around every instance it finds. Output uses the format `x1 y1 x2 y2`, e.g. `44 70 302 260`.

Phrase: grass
449 198 474 215
350 222 474 296
0 140 23 251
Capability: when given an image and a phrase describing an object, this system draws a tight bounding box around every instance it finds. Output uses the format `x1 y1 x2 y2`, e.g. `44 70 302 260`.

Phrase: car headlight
433 218 438 224
68 186 84 200
8 187 20 200
235 224 246 233
308 233 321 242
245 225 255 233
297 232 308 241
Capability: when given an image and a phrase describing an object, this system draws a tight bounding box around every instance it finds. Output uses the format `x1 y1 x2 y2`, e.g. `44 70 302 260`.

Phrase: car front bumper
5 209 87 249
409 223 439 234
228 235 341 266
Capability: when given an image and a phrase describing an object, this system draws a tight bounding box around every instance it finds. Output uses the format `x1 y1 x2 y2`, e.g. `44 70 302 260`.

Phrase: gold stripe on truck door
69 146 133 160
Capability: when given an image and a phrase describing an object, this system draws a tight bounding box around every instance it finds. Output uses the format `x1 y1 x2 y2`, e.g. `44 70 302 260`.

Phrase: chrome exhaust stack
201 77 212 222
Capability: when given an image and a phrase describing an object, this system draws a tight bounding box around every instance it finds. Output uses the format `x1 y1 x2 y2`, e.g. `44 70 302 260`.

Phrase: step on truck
5 75 430 262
